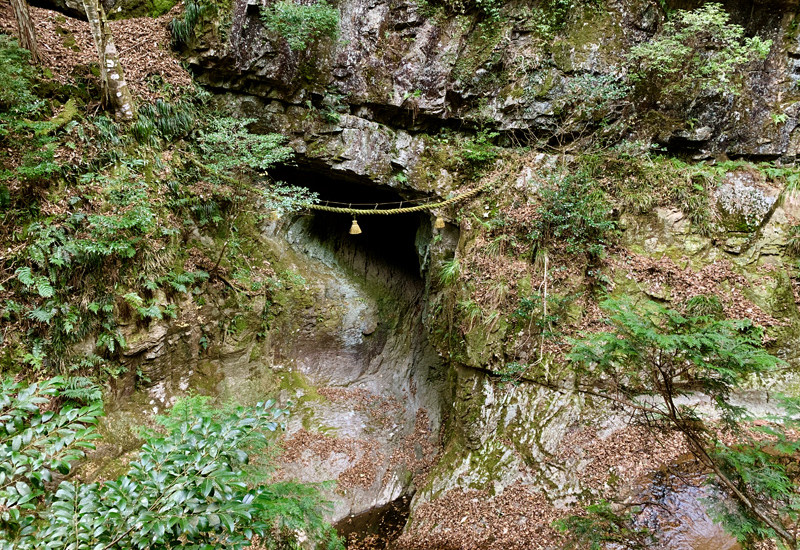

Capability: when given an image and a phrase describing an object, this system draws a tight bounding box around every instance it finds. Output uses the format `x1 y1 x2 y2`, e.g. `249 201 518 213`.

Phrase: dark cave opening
273 166 432 291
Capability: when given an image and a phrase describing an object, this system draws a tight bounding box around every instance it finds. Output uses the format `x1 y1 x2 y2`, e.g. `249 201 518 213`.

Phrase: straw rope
188 156 491 216
307 181 490 215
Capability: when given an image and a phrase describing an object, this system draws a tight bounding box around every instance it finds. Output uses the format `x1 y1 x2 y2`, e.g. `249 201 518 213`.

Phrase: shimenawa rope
306 180 491 216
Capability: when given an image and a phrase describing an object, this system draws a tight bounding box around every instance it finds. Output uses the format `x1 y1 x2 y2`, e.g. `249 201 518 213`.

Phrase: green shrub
531 0 573 37
261 0 339 51
529 171 616 261
460 130 499 169
9 139 61 183
557 73 630 127
628 3 771 108
512 291 572 336
0 378 343 549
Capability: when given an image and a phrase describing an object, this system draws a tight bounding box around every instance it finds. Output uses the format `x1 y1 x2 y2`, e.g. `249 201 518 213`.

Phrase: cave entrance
274 166 431 299
268 168 442 540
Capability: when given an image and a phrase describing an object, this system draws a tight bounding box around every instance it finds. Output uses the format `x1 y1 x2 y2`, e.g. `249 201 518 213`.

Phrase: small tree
81 0 135 120
568 297 800 549
528 170 616 272
0 377 342 549
627 3 771 111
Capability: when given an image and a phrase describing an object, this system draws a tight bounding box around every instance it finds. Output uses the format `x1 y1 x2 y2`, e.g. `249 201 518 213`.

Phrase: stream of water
633 461 741 550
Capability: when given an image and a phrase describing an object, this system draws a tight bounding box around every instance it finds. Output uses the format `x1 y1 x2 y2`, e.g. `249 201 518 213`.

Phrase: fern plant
132 99 195 146
169 0 205 46
439 257 461 286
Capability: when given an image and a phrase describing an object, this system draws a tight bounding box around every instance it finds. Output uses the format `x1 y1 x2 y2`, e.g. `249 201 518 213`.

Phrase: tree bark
81 0 135 121
10 0 40 63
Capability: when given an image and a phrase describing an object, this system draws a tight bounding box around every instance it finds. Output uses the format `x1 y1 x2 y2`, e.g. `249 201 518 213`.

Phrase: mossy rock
107 0 179 19
463 316 508 368
550 5 622 73
714 172 779 233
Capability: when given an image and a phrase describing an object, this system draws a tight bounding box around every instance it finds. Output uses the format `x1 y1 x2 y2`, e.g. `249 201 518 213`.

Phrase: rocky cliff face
187 0 800 166
79 0 800 546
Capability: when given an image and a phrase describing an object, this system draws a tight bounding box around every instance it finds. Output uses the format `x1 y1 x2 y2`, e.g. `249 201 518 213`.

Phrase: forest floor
0 1 192 103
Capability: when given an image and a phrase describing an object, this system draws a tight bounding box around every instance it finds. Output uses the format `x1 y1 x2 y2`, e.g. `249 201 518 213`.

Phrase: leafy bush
261 0 339 51
529 171 616 261
557 73 630 129
530 0 575 37
0 378 343 549
459 130 499 170
474 0 502 20
628 3 771 108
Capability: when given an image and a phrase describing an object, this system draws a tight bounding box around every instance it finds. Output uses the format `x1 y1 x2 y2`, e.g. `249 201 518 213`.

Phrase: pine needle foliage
567 297 800 549
555 500 651 550
569 297 780 426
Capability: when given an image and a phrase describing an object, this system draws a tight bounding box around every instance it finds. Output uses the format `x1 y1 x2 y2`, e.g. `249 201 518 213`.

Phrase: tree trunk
81 0 135 121
10 0 40 63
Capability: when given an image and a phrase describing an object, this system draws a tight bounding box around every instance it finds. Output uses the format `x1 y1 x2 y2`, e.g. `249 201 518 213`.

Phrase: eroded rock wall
77 0 800 545
189 0 800 160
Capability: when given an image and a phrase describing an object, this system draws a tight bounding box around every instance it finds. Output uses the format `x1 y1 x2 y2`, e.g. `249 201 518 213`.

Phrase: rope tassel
350 218 362 235
434 215 445 229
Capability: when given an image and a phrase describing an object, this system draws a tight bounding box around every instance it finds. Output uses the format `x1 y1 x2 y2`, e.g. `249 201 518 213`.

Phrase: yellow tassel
434 216 445 229
350 218 362 235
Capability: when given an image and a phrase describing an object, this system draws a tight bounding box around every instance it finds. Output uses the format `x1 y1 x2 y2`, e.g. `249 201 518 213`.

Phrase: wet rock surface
89 202 445 524
632 461 741 550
